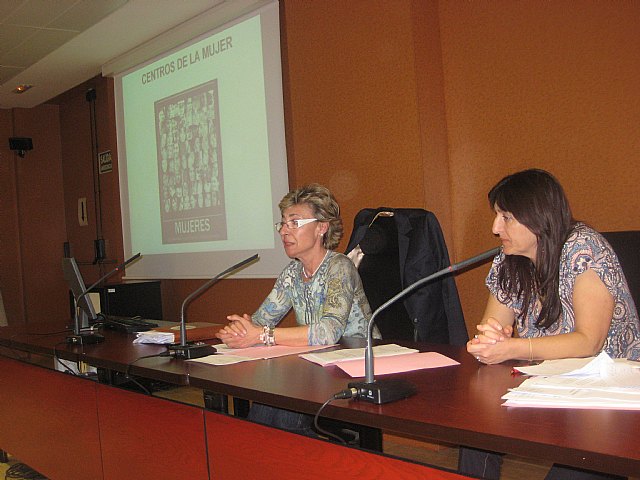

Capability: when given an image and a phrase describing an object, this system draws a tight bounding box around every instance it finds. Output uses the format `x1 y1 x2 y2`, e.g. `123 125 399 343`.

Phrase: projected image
155 80 227 244
118 4 290 278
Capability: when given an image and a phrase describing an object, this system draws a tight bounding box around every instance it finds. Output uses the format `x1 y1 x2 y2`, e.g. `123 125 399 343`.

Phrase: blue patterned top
252 251 377 345
486 223 640 359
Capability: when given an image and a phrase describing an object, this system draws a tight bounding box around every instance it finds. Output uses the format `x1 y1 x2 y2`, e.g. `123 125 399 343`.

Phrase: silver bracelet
259 325 275 346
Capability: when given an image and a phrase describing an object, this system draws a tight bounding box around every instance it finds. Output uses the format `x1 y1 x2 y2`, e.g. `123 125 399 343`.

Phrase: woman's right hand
467 317 514 363
215 314 261 348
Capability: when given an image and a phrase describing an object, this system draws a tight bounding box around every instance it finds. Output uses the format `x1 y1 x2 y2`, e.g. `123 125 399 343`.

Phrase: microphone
167 254 259 359
348 246 500 404
67 253 142 345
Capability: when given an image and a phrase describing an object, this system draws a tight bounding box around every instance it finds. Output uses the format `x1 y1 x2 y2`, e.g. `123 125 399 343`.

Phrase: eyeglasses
275 218 318 232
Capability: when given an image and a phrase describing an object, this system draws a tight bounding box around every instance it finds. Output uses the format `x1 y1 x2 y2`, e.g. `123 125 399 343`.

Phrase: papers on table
133 322 221 344
299 343 419 366
299 344 459 377
133 331 174 344
335 351 459 377
177 341 460 376
512 351 635 377
215 343 335 359
188 344 335 365
189 354 257 366
503 352 640 409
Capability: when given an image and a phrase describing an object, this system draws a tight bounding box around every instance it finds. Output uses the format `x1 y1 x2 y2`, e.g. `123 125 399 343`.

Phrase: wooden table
0 322 468 480
185 339 640 477
1 322 639 477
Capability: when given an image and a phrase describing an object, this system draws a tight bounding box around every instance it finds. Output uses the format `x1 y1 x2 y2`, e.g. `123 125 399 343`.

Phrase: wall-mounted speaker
8 137 33 157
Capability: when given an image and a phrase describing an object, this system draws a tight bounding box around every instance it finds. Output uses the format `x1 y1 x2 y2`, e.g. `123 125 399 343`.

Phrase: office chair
601 231 640 308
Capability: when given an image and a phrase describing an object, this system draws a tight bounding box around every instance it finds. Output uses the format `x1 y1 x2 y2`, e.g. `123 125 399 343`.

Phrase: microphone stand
348 247 500 404
67 253 142 345
167 254 259 359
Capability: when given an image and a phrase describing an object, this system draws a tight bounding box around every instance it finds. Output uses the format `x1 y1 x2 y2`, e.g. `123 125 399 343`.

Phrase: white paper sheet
504 352 640 409
299 344 419 366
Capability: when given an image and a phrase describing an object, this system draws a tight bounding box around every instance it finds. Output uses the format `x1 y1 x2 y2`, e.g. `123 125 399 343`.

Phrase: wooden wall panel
437 1 640 331
411 0 456 251
205 411 470 479
0 110 24 324
58 77 124 286
282 0 427 249
160 277 284 325
0 357 103 479
13 105 68 324
97 384 209 480
100 77 125 267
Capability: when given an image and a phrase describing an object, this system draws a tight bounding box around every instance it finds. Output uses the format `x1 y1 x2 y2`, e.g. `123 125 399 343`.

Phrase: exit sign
99 151 113 174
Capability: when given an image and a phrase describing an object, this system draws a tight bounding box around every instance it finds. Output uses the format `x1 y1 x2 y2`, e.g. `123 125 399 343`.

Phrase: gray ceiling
0 0 264 109
0 0 129 87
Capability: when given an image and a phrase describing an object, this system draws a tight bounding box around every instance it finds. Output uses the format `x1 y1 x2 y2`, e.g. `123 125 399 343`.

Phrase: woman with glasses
216 183 376 348
215 183 377 437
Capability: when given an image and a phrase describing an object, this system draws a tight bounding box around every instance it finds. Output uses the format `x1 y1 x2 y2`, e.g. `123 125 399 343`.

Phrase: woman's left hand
468 337 517 364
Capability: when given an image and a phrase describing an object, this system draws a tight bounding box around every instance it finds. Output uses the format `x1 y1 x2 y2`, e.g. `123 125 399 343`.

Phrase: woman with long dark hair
461 169 639 480
468 169 639 364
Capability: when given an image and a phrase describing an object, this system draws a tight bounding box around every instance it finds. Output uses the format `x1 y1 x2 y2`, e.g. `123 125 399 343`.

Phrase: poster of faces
155 80 227 244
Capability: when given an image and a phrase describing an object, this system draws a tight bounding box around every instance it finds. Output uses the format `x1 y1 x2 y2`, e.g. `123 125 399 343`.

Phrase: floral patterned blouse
252 251 378 345
486 223 640 359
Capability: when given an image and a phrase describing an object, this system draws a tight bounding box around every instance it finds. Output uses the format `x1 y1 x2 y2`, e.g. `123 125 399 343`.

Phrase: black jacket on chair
345 208 468 346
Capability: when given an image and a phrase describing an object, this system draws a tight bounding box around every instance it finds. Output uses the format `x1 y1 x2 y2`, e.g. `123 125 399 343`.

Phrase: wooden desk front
185 341 640 477
0 324 468 480
2 323 639 477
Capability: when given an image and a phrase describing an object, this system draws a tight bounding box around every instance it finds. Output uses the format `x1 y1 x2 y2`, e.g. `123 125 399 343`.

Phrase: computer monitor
62 257 99 329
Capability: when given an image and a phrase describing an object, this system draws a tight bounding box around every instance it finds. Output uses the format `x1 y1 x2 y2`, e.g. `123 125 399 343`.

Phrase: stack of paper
503 352 640 409
133 322 222 344
133 331 175 344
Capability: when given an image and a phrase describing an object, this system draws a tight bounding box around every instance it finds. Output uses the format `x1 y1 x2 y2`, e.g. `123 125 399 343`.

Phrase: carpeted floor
0 457 47 480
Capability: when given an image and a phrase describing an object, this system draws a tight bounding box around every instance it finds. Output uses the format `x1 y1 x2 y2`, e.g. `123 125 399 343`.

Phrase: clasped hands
467 317 514 364
215 314 261 348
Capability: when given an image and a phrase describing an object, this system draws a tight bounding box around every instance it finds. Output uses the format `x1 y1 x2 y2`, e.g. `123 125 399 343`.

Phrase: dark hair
488 169 575 329
279 183 343 250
